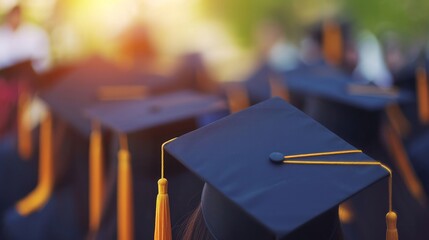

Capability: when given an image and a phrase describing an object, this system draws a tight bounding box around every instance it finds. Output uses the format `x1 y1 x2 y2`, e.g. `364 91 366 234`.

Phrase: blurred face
7 8 21 30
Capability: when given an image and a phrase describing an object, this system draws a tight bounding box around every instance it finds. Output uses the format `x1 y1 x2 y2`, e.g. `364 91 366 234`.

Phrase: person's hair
181 205 214 240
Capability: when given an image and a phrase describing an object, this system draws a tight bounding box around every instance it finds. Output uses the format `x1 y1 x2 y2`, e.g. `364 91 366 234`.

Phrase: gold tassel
16 111 53 216
89 121 104 232
118 134 134 240
338 202 354 224
322 20 343 66
154 178 171 240
385 104 411 138
273 149 399 240
385 163 398 240
386 210 398 240
416 65 429 124
383 124 427 207
225 83 250 113
269 74 290 102
154 138 177 240
17 86 32 160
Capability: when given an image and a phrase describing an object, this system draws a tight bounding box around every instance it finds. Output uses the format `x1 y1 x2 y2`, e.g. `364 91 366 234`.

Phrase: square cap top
85 90 227 133
39 57 167 135
165 97 389 239
282 65 414 110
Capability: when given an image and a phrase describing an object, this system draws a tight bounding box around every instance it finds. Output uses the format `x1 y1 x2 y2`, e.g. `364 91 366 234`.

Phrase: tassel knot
158 178 168 194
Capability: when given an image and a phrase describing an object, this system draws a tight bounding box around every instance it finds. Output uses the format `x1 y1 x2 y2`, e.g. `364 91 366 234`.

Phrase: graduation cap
157 97 398 240
244 63 413 116
39 57 169 136
3 57 169 239
84 90 227 239
13 57 155 212
282 65 428 197
386 50 429 139
281 65 412 109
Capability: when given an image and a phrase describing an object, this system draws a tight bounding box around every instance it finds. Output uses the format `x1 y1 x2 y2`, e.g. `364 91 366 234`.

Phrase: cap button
269 152 285 163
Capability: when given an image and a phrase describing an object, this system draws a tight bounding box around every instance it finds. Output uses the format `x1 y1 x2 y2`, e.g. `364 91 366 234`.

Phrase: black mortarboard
85 90 227 133
281 65 413 110
3 57 169 240
39 57 168 136
277 66 429 239
163 98 395 240
244 62 414 113
244 64 414 145
85 90 228 240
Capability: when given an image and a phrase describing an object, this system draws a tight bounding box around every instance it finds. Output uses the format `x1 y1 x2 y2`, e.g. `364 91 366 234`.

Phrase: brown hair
181 205 214 240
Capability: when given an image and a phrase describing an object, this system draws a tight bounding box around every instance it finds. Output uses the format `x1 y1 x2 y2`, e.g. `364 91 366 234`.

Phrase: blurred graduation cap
3 57 169 239
245 63 413 112
281 65 412 110
85 90 228 239
393 51 429 128
40 57 169 136
0 61 41 237
85 91 226 133
278 65 429 239
159 98 397 240
389 51 429 203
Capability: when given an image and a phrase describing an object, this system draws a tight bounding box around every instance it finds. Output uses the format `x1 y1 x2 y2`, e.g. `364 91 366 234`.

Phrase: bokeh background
1 0 428 81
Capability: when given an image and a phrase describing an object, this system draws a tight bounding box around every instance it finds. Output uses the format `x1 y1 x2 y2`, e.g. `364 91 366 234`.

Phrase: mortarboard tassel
118 134 134 240
382 124 426 206
386 211 398 240
16 111 53 216
17 85 32 160
416 65 429 124
154 138 177 240
338 202 354 224
385 104 410 138
225 83 250 113
269 149 398 240
89 121 104 232
322 20 343 66
269 74 290 102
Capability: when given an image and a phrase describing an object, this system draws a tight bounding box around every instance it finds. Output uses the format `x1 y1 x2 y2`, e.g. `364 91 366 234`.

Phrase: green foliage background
200 0 429 47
